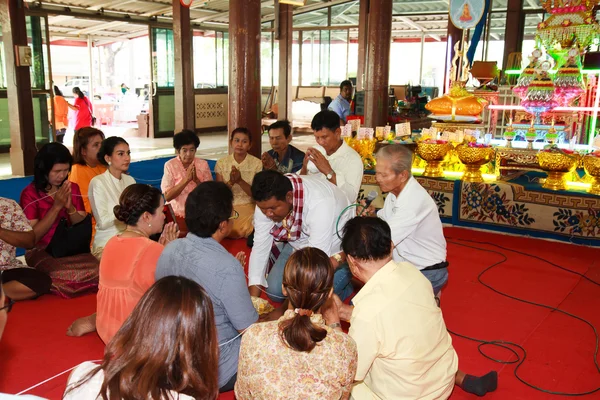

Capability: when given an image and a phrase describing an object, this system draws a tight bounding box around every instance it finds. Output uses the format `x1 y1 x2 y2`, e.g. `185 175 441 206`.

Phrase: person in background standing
72 87 93 131
53 86 77 144
328 80 353 123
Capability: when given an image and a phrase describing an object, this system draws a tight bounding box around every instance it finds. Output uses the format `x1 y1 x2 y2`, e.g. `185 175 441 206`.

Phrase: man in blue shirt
328 80 353 123
261 120 305 173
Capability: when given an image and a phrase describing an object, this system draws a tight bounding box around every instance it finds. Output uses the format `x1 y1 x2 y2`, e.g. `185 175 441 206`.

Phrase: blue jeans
266 244 354 302
421 267 448 296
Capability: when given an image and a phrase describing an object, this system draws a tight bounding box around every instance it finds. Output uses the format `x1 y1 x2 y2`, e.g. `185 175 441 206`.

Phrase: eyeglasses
229 210 239 220
0 299 14 313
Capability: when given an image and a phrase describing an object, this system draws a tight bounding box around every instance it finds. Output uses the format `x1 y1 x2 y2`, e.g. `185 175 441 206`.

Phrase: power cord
445 237 600 396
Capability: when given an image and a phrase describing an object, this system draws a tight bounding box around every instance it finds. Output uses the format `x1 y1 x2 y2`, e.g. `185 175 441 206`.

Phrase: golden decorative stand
456 146 495 182
537 152 580 191
583 155 600 195
416 142 452 178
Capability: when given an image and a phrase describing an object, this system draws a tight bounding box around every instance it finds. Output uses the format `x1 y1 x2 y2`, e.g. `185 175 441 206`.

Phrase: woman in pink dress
72 87 93 131
161 129 212 217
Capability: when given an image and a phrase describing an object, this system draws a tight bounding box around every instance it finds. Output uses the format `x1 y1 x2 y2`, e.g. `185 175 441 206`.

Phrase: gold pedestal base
423 161 444 178
589 177 600 195
462 164 485 183
542 171 568 191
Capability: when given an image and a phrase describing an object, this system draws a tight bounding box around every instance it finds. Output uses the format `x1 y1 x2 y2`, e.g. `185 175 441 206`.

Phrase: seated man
371 144 448 295
328 80 353 123
327 216 497 399
156 181 258 393
301 110 363 204
261 120 305 174
248 170 353 302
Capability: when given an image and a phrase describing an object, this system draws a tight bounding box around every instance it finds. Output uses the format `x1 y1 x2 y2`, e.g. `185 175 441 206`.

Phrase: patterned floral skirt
25 248 99 299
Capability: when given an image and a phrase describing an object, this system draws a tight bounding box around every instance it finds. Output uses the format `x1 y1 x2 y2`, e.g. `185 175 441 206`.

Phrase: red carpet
1 229 599 399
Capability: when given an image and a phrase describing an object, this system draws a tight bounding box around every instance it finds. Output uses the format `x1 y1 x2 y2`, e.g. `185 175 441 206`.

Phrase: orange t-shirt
96 236 164 344
54 96 70 129
70 163 107 243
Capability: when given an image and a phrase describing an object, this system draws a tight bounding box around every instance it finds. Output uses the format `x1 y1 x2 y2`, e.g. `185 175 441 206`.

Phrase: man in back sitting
261 120 305 174
156 181 258 393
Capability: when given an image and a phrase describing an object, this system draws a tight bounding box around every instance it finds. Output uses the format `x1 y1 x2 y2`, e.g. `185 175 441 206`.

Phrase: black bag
45 214 92 258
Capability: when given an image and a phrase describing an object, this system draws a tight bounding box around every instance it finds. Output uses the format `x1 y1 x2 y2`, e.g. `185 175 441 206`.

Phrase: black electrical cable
444 237 600 396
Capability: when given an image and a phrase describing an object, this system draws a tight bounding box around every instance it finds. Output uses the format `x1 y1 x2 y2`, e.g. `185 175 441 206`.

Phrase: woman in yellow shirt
69 127 106 245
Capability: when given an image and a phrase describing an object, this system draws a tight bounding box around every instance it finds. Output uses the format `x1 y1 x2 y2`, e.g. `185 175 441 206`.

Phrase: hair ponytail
280 311 327 352
278 248 334 353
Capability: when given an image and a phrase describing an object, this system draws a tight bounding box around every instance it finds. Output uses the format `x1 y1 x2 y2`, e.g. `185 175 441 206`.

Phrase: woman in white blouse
88 137 135 258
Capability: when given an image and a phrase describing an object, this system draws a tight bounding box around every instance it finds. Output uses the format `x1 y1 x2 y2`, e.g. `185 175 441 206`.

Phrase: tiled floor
0 126 318 179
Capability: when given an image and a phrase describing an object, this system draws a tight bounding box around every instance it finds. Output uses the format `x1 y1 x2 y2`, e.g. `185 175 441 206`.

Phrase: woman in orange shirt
69 127 106 245
67 184 178 339
53 86 77 144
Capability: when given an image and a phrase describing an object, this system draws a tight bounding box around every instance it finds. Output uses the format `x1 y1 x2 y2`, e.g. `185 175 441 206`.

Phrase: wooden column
0 0 37 176
276 1 293 121
364 0 392 128
444 21 463 93
356 0 369 91
502 0 524 71
229 0 262 157
173 0 195 132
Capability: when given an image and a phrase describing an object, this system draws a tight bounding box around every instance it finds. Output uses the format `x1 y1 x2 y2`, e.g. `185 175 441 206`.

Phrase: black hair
251 170 292 202
33 143 73 192
185 181 233 238
340 80 353 90
342 217 393 261
268 120 292 139
173 129 200 151
114 184 162 226
310 110 342 132
231 127 252 143
53 85 64 97
97 136 129 166
72 86 85 99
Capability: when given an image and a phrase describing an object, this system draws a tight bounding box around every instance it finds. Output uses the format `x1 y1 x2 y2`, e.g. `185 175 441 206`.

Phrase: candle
551 118 555 128
508 117 513 127
530 119 535 128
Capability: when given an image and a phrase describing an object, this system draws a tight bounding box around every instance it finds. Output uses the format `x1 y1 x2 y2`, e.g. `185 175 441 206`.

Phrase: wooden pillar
0 0 37 176
173 0 195 132
356 0 369 91
444 21 463 93
364 0 392 128
502 0 524 71
229 0 262 157
276 1 293 121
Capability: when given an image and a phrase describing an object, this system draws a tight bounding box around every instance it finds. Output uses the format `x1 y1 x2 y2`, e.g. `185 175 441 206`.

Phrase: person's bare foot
66 313 97 337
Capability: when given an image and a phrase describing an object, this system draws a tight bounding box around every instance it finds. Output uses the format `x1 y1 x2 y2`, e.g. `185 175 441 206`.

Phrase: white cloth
248 175 351 288
88 170 136 252
306 141 364 203
377 176 446 269
63 362 194 399
0 395 46 400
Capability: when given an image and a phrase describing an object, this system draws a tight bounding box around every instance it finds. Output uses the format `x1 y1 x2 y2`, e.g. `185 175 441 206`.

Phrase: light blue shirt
328 94 351 122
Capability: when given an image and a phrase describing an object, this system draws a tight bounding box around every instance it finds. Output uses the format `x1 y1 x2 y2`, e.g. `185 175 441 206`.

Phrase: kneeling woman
215 128 262 239
19 143 99 298
64 276 219 400
235 247 358 400
68 184 178 339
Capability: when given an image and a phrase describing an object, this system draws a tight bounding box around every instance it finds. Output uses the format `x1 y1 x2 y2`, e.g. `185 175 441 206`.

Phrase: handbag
85 97 96 126
45 214 92 258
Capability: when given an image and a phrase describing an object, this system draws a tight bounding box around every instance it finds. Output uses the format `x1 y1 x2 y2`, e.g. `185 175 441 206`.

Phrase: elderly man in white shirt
248 170 354 302
365 144 448 295
300 110 364 204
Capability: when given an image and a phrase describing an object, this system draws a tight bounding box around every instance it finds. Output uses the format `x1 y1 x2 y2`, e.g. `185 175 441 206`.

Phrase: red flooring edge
1 228 599 399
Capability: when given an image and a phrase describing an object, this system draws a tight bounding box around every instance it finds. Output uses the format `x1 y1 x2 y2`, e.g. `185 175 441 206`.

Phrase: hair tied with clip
294 308 313 317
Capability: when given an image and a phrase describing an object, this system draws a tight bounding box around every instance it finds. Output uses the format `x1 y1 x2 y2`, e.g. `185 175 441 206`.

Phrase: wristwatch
329 322 341 329
326 170 334 180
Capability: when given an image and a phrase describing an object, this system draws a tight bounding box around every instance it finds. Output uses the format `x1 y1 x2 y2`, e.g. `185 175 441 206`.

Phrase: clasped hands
303 148 333 176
